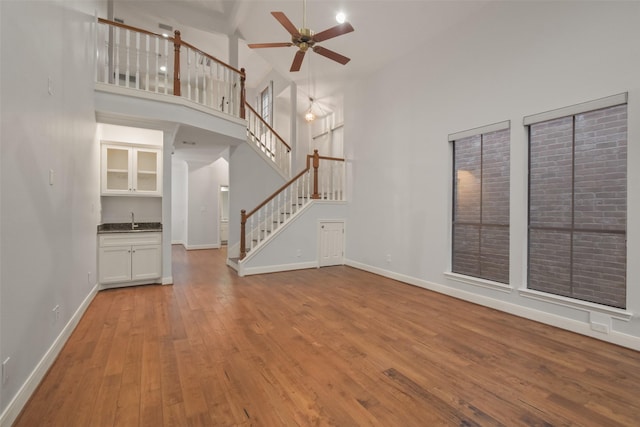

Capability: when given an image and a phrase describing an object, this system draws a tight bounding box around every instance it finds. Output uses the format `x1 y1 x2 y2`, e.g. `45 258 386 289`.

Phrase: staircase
226 150 345 275
95 18 346 276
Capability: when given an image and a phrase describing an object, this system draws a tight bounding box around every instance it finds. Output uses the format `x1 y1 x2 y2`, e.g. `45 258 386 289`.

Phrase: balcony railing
95 18 246 119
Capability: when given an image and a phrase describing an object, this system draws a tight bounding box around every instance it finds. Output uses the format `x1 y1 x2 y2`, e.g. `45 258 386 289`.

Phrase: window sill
519 289 633 321
444 272 513 294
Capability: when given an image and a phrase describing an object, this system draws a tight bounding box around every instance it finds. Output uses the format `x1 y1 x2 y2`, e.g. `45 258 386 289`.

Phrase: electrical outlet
386 254 391 263
296 249 301 257
2 357 10 385
88 271 91 285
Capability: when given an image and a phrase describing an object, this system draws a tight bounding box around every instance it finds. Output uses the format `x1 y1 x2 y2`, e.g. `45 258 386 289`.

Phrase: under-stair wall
238 201 347 276
228 141 288 257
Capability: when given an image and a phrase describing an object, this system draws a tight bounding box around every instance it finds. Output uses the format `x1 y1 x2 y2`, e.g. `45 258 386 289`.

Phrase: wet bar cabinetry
98 232 162 287
101 142 162 196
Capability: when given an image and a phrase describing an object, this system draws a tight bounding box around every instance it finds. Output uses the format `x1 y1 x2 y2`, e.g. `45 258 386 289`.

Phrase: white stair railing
240 151 345 260
245 103 292 177
96 18 246 119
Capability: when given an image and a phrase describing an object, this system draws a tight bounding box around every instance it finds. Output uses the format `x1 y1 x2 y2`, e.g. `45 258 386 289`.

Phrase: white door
319 221 344 267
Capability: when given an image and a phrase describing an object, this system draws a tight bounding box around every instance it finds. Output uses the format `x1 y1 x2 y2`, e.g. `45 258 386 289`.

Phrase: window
259 82 273 127
450 122 510 284
526 95 627 309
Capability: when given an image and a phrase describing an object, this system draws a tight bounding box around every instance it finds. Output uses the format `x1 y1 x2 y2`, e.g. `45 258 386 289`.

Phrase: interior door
319 221 344 267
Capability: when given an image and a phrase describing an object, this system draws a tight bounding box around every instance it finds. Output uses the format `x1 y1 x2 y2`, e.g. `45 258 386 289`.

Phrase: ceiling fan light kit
247 4 354 72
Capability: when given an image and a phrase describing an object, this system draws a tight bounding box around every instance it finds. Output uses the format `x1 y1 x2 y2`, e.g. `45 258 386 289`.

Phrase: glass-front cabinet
101 143 162 196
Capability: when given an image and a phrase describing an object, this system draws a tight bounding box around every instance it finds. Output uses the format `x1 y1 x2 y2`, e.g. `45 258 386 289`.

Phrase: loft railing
245 102 292 177
240 150 345 260
95 18 246 119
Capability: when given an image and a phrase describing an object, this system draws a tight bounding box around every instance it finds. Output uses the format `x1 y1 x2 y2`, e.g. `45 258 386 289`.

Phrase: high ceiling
112 0 491 103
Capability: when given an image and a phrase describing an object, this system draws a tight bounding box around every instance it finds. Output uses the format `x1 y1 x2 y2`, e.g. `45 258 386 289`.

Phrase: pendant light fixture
305 97 316 122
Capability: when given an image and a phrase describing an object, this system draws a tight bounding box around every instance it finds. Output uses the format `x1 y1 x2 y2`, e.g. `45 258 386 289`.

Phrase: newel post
311 149 320 199
173 30 181 96
240 68 246 119
240 209 247 260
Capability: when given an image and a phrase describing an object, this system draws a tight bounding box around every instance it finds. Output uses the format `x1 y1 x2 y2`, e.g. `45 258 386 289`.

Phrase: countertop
97 222 162 234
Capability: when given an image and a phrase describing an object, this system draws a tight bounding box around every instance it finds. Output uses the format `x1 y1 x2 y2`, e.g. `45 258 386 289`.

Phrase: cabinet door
133 148 162 196
131 244 161 281
99 246 132 284
101 145 132 195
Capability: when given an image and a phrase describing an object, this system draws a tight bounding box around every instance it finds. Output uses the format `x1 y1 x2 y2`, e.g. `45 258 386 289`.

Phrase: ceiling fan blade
271 11 301 38
312 22 354 43
290 50 306 72
247 42 294 49
312 46 350 65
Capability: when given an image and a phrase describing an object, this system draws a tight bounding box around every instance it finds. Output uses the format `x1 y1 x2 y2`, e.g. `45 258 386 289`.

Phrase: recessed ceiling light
160 65 167 72
336 12 346 24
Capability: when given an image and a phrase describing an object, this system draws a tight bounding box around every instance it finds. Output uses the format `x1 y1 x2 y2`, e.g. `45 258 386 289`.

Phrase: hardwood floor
14 246 640 426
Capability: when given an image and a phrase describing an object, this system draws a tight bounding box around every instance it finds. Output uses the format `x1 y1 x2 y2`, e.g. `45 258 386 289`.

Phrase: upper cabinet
101 143 162 196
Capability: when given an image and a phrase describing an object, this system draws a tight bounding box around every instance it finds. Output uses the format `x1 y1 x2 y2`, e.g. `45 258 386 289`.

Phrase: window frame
448 120 511 287
259 82 273 127
524 94 628 309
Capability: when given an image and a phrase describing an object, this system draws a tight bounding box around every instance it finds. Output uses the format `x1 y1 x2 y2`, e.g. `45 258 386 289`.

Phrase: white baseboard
0 284 99 427
171 240 185 245
161 276 173 285
345 259 640 351
241 261 317 277
185 243 220 250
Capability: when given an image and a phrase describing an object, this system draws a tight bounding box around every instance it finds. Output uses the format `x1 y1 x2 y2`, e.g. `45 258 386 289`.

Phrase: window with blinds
451 123 510 284
526 95 627 308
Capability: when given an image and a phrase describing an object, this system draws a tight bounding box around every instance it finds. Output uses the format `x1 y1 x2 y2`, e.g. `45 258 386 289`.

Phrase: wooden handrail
316 155 345 162
181 39 246 76
245 166 311 219
98 18 247 77
244 151 345 219
245 103 292 151
98 18 168 40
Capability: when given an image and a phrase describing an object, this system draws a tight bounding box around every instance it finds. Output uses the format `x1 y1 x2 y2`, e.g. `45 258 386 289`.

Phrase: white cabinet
101 143 162 196
98 232 162 286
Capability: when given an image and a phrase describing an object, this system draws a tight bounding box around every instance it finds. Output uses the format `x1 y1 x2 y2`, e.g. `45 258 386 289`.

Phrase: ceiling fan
247 0 354 72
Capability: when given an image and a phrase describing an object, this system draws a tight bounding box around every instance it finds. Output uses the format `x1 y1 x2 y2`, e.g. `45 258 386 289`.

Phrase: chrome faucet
131 212 138 229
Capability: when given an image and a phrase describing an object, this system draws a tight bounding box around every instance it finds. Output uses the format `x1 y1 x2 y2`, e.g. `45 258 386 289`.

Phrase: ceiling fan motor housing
295 28 315 51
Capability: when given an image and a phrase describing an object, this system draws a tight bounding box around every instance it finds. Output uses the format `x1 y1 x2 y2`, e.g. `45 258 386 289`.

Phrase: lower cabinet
98 232 161 286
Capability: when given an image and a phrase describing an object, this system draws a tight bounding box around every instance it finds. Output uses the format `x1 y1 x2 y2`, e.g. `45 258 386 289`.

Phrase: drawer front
99 232 161 247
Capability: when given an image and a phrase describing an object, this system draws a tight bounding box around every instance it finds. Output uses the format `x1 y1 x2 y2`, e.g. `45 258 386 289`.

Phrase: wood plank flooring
14 246 640 426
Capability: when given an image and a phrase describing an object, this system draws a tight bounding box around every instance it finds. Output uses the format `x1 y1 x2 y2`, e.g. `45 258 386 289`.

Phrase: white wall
171 158 188 244
97 123 163 147
100 196 162 223
0 0 102 423
228 142 287 256
185 158 228 249
345 1 640 349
